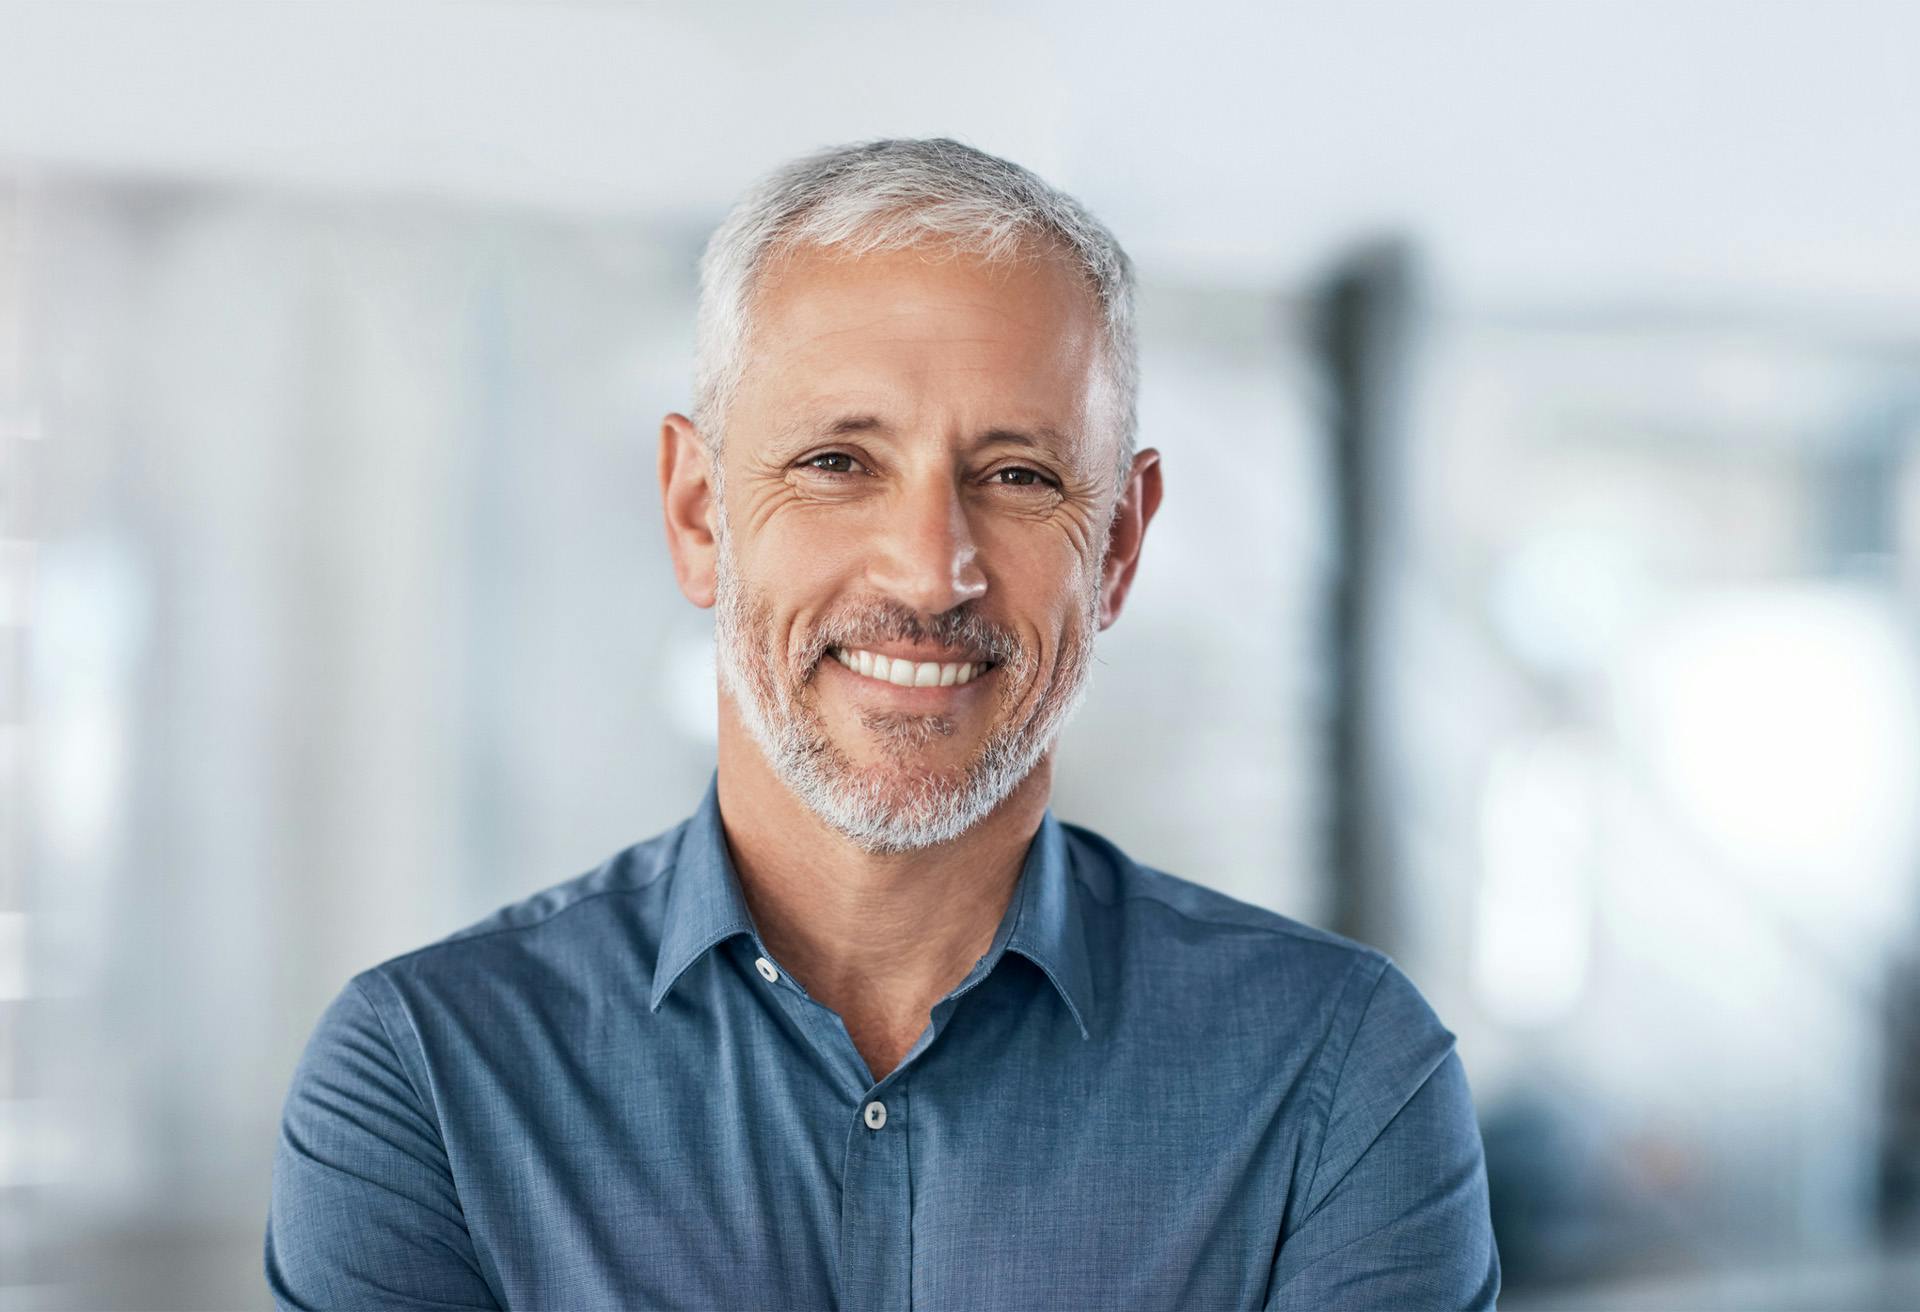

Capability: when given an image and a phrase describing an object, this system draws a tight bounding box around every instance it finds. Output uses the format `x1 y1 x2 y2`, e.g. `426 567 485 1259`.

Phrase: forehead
734 240 1108 449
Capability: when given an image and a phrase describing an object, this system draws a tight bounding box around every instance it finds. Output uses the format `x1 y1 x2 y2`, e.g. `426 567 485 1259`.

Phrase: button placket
838 1077 911 1312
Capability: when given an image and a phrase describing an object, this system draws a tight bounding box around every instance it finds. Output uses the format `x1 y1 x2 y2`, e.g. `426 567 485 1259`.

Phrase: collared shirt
266 775 1500 1310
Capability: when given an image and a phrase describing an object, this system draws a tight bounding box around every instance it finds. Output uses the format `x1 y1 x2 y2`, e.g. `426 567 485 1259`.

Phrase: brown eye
804 452 860 474
994 467 1049 487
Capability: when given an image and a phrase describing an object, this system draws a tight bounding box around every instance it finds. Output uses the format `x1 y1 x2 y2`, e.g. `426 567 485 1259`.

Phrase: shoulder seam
1297 953 1392 1224
349 974 442 1139
1265 1053 1473 1293
348 973 492 1285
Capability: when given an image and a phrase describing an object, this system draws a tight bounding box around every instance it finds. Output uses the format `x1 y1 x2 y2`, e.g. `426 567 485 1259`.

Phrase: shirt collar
647 772 1095 1039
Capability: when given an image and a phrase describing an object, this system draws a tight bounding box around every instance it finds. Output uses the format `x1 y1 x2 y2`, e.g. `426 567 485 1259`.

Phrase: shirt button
754 956 779 983
863 1100 887 1130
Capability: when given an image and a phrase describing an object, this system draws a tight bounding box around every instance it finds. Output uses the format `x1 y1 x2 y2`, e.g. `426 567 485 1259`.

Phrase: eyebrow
977 425 1067 452
818 414 885 439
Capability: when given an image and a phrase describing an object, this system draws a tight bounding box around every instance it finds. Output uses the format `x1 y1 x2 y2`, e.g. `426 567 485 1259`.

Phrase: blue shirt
266 775 1500 1309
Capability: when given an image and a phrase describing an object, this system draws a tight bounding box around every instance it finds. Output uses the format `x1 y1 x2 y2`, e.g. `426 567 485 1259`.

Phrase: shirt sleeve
1265 958 1501 1311
265 972 502 1310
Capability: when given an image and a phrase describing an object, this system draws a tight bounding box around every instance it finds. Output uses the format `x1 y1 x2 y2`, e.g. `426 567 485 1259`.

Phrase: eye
800 451 865 476
991 466 1053 488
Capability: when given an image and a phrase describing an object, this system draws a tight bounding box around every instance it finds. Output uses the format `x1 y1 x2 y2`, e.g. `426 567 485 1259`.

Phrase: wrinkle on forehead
751 239 1096 363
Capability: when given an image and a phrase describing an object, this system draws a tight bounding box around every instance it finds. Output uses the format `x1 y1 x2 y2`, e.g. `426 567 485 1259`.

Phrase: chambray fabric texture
266 775 1500 1310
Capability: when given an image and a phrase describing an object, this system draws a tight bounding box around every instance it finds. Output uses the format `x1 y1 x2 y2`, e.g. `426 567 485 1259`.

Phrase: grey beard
710 510 1103 854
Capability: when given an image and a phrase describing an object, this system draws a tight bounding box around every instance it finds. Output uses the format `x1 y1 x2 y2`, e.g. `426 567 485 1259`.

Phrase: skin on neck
716 689 1051 1073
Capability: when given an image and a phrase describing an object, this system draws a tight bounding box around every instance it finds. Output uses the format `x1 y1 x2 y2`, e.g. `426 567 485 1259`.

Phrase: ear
1097 447 1163 630
659 412 719 608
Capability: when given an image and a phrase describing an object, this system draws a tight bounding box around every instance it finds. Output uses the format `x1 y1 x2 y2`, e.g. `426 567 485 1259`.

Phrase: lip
817 651 998 704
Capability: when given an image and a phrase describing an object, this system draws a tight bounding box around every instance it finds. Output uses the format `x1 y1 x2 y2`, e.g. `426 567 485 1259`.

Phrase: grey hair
692 138 1139 492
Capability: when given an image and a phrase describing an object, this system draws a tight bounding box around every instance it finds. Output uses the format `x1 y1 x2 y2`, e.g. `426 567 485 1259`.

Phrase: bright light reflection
1617 584 1920 938
1471 734 1599 1027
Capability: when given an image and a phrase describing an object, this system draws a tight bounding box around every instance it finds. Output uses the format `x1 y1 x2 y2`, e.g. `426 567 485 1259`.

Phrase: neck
713 697 1051 1075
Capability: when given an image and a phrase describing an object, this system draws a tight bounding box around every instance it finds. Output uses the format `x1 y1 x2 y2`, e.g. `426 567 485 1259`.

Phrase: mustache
809 600 1025 669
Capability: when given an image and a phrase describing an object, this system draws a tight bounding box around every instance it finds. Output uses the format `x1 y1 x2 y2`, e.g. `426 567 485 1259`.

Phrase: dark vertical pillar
1310 240 1417 949
1850 397 1920 1245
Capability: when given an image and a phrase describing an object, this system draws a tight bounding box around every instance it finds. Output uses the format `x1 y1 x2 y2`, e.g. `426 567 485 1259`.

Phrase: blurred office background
3 2 1919 1307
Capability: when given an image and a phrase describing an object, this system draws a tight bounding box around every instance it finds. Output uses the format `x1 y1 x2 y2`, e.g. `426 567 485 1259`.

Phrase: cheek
741 527 863 667
1007 547 1100 620
757 510 872 587
986 516 1095 588
999 566 1097 688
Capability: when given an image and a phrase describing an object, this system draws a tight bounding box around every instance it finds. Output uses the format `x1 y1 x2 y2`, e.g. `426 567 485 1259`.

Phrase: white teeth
833 648 990 688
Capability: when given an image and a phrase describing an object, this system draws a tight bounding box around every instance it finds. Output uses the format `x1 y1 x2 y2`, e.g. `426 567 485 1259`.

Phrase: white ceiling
3 0 1917 315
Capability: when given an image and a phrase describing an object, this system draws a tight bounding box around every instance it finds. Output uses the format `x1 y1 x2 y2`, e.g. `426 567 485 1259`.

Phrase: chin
841 753 982 812
787 739 1036 854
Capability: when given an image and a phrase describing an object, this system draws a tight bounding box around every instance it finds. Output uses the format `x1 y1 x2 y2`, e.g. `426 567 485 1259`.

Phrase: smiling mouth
827 646 995 688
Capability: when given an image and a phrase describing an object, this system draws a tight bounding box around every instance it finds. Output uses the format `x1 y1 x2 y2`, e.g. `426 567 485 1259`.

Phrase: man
266 139 1500 1310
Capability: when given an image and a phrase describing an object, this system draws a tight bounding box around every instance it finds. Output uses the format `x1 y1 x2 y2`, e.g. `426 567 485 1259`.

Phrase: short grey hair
692 138 1139 491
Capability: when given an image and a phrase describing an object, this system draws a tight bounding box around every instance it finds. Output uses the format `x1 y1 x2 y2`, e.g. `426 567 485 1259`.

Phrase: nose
864 473 989 616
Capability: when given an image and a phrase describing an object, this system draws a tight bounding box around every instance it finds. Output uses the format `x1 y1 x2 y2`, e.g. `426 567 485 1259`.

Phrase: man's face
709 241 1124 852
